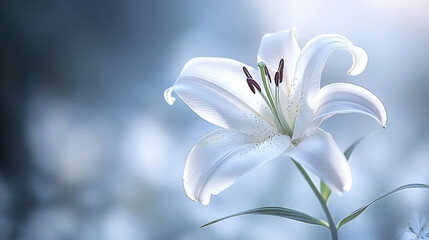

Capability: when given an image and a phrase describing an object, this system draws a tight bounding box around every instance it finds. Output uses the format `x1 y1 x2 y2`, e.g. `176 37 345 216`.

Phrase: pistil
243 66 283 132
274 59 293 135
257 62 276 114
258 62 289 135
243 62 293 136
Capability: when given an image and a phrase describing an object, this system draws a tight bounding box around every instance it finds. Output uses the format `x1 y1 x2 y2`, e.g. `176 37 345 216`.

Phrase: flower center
243 59 293 136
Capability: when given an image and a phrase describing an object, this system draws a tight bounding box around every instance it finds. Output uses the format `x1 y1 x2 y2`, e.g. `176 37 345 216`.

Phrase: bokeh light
1 0 429 239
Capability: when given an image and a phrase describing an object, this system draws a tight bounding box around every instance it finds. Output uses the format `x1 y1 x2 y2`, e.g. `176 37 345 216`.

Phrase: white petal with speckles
287 128 352 194
292 34 368 139
184 129 290 205
165 57 276 136
166 28 387 205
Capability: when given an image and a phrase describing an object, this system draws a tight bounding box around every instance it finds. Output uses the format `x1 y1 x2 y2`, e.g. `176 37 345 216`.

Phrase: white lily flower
402 212 429 240
164 28 387 205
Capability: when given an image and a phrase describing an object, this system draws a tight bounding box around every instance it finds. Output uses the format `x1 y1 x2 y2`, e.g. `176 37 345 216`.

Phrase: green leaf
200 207 329 229
320 137 365 202
320 181 332 202
337 183 429 230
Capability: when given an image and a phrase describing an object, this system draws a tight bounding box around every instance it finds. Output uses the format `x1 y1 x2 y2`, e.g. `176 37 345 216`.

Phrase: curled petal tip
380 108 388 127
343 180 352 192
184 179 209 205
347 46 368 76
164 87 176 105
200 196 211 206
335 171 352 194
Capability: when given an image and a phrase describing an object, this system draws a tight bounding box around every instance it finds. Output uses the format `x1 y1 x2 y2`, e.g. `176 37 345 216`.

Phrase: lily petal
295 34 368 93
313 83 387 126
292 34 368 139
257 28 302 126
165 57 276 136
184 129 290 205
257 28 301 85
287 128 352 194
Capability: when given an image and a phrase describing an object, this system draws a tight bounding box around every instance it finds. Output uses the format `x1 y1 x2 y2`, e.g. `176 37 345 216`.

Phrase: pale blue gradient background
1 0 429 239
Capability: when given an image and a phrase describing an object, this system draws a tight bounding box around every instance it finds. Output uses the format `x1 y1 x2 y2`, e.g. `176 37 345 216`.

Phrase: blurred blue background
1 0 429 239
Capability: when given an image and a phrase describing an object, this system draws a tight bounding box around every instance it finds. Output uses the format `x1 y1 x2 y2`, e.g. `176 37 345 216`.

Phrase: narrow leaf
201 206 329 229
337 183 429 230
320 137 365 202
320 181 332 202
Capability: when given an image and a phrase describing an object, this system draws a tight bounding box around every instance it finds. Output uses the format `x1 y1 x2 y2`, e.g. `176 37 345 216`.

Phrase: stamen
278 58 284 83
243 66 253 79
247 81 255 94
246 78 261 94
274 72 280 87
264 66 271 83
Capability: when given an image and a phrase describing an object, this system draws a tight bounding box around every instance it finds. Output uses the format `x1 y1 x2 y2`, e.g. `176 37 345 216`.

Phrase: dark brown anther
246 78 255 94
264 65 271 83
253 80 262 93
243 66 252 79
274 72 280 87
246 78 261 94
278 58 284 83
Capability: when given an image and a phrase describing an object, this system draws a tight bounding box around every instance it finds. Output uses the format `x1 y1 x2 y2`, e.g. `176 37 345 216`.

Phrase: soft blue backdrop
1 0 428 239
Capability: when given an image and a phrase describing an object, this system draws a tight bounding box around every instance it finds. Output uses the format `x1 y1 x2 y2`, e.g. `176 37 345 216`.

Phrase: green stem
292 160 338 240
259 93 284 131
257 63 289 135
275 86 292 136
257 64 277 116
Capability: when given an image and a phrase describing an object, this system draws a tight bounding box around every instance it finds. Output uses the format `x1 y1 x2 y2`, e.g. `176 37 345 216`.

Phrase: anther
246 78 261 94
247 79 255 94
264 66 271 83
243 67 253 79
278 59 284 83
274 72 280 87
